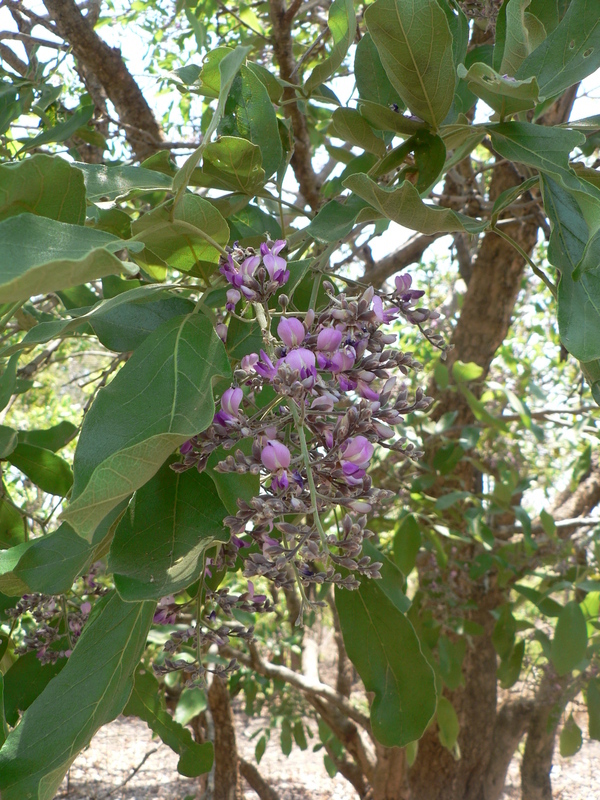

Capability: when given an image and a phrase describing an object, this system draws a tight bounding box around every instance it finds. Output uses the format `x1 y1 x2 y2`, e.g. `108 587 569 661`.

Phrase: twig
95 747 159 799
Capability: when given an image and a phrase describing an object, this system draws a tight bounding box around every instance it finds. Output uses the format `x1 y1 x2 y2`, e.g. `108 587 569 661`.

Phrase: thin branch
0 31 68 49
365 233 445 287
96 748 159 799
222 642 372 731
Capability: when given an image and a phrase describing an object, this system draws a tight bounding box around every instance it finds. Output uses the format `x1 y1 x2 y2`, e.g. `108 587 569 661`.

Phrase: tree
0 1 599 799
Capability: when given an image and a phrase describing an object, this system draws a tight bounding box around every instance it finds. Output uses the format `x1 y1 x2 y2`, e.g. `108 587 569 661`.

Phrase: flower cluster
7 593 92 664
152 582 272 685
220 239 289 312
177 267 437 606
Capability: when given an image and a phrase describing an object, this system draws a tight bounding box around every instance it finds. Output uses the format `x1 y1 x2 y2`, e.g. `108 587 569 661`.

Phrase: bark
239 758 280 800
365 234 445 288
208 676 243 800
269 0 322 211
42 0 163 160
372 745 410 800
520 667 570 800
326 592 354 698
484 698 534 800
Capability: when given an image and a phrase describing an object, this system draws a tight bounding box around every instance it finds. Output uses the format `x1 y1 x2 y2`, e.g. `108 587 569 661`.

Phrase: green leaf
497 639 525 689
412 131 446 195
343 175 487 234
255 734 267 763
437 635 466 691
2 652 65 727
457 62 539 115
365 0 455 128
308 195 379 243
0 485 26 549
0 523 91 596
304 0 356 93
491 175 540 226
488 123 600 225
330 108 387 157
441 0 469 69
173 46 252 201
588 677 600 740
206 442 260 515
222 66 283 179
174 686 207 726
542 176 600 362
75 162 172 202
280 717 292 756
516 0 600 101
18 421 77 452
514 584 562 616
551 600 588 675
354 32 403 107
91 296 194 352
0 426 17 459
132 195 229 274
452 360 484 383
436 696 459 750
63 313 230 540
202 136 265 194
393 514 421 575
0 214 126 304
19 104 94 150
0 354 19 411
109 462 228 601
358 99 427 135
335 576 436 747
559 714 583 757
499 0 539 75
227 204 282 246
293 721 308 751
492 606 517 660
123 667 213 776
0 674 7 749
7 444 73 497
0 155 85 224
0 592 155 800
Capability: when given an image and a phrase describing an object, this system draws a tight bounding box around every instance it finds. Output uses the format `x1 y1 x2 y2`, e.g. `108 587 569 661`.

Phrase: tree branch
42 0 164 160
222 642 372 731
239 758 280 800
269 0 321 211
365 233 444 288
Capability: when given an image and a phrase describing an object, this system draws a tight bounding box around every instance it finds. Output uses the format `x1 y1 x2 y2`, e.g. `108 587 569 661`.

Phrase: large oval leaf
551 600 588 676
0 592 155 800
0 155 85 224
62 313 230 540
335 545 436 747
109 462 229 601
365 0 455 128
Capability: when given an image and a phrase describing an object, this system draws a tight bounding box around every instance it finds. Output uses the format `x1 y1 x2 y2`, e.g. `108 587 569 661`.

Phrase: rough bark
484 698 534 800
269 0 322 211
520 668 570 800
208 676 243 800
365 234 445 289
326 592 354 698
42 0 163 160
372 745 410 800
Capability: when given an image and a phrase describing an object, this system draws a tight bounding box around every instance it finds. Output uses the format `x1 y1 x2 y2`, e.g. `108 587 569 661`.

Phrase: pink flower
226 288 241 311
284 347 316 372
278 317 305 348
341 436 374 469
317 327 343 352
241 353 259 371
261 240 287 280
214 387 243 426
340 436 374 484
261 440 291 471
330 348 356 373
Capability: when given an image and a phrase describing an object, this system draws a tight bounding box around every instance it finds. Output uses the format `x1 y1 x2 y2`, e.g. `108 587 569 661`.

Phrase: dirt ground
55 711 600 800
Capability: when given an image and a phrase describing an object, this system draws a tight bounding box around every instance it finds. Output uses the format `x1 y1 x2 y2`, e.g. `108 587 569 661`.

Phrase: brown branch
326 591 353 698
208 676 243 800
0 41 29 75
366 233 445 288
239 758 280 800
42 0 164 160
483 698 534 800
222 642 372 731
322 740 370 798
269 0 321 211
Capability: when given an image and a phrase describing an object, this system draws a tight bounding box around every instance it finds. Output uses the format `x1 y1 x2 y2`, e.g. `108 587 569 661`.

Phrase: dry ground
55 711 600 800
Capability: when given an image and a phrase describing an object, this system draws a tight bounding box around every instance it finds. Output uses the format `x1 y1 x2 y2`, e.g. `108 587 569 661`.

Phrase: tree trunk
372 745 410 800
520 668 569 800
208 676 243 800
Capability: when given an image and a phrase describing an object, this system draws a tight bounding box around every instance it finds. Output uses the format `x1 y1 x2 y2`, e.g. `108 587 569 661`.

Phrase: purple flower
284 347 315 373
341 436 374 469
254 350 278 380
278 317 305 348
226 288 241 311
240 254 260 277
395 274 412 294
180 439 193 454
261 440 291 470
372 295 399 324
216 323 228 342
261 240 287 281
340 436 374 485
214 387 243 426
241 353 259 371
317 327 343 352
330 347 356 373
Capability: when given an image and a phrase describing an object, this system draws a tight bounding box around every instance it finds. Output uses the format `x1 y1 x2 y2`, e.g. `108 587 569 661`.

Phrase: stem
0 300 25 329
289 399 330 555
